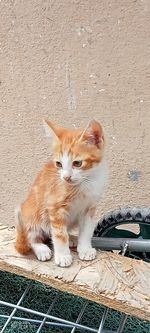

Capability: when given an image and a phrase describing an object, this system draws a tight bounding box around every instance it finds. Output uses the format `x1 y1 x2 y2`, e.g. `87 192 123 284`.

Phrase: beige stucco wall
0 0 150 227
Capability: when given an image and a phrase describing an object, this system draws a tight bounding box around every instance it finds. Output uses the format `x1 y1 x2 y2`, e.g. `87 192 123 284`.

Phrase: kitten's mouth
64 178 79 185
65 179 72 184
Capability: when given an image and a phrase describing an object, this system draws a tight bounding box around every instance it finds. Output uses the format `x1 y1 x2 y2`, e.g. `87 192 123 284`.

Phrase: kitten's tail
15 205 31 254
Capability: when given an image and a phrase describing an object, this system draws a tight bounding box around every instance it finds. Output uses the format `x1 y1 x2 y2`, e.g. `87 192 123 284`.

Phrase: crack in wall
65 59 76 112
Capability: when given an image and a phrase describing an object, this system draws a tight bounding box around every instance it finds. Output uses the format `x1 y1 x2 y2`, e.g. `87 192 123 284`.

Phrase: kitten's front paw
33 244 52 262
78 247 96 261
55 254 72 267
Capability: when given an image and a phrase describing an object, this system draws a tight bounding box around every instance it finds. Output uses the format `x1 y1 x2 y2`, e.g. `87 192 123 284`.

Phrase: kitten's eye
72 160 82 168
55 161 62 168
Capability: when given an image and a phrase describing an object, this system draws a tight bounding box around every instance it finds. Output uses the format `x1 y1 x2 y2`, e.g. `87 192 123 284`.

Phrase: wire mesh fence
0 287 128 333
0 271 149 333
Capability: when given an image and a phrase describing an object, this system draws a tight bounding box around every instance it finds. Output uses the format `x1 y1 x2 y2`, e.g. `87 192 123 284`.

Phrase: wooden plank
0 223 150 321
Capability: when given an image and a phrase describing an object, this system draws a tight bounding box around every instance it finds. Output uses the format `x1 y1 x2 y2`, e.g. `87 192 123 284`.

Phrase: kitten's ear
80 120 104 147
43 120 60 142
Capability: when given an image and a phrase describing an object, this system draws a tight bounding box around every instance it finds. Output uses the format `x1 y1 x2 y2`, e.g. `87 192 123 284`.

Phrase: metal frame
0 282 128 333
92 237 150 252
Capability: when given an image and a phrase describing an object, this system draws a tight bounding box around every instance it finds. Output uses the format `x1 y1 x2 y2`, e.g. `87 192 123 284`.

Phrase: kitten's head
43 119 105 185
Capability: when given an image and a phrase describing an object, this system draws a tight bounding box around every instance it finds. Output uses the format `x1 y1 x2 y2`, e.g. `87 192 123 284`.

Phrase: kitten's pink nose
64 176 72 182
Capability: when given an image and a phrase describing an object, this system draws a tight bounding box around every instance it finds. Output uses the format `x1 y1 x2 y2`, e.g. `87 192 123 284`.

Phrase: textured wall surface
0 0 150 226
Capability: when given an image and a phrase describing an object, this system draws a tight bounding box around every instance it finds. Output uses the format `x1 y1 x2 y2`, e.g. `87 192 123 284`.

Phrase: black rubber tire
94 207 150 237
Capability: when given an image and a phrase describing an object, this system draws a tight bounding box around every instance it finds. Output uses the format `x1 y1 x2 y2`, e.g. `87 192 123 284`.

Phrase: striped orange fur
15 119 108 267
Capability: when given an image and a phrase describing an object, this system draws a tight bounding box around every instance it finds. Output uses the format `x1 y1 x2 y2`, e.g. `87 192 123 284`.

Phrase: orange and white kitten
15 119 108 267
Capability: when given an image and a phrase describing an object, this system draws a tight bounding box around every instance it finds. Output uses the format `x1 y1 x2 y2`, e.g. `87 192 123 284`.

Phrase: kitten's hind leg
29 229 52 262
69 235 77 249
15 206 51 261
32 243 52 261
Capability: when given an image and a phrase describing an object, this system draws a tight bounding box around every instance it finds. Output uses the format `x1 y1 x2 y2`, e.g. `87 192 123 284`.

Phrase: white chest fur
69 160 108 223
